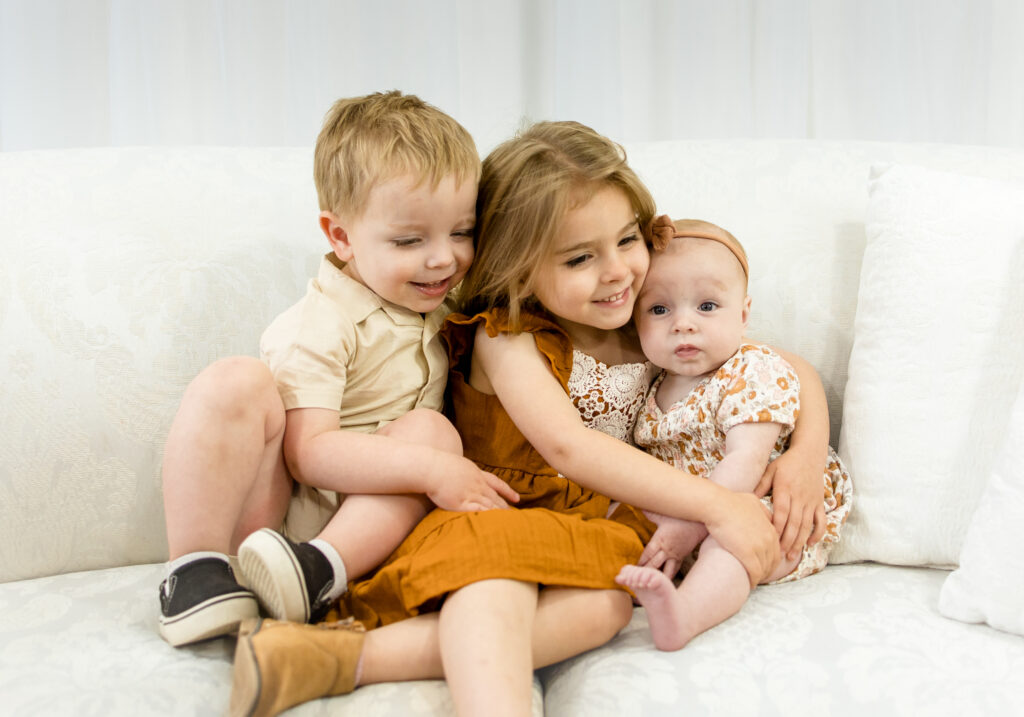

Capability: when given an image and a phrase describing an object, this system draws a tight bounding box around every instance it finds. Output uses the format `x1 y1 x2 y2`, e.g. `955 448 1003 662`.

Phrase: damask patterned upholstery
2 142 1023 715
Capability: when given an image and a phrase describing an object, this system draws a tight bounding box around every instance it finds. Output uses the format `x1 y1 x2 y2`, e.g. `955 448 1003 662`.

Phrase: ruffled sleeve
716 344 800 434
442 308 574 394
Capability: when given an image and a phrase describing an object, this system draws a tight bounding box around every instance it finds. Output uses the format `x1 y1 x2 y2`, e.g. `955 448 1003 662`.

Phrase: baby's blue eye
650 305 669 315
698 301 717 312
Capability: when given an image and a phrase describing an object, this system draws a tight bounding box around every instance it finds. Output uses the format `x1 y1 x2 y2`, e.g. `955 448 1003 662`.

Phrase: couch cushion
4 564 1020 716
0 148 320 582
940 382 1024 635
833 165 1024 567
0 563 544 715
540 564 1024 716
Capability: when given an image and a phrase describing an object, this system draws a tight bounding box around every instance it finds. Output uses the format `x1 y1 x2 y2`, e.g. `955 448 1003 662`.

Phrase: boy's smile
322 173 477 313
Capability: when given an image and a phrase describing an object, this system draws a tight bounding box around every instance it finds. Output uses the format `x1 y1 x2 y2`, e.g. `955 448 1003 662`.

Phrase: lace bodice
568 350 656 445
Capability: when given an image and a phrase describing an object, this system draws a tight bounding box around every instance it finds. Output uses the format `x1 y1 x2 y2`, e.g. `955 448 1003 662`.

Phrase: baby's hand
427 458 520 512
638 512 707 578
755 450 826 561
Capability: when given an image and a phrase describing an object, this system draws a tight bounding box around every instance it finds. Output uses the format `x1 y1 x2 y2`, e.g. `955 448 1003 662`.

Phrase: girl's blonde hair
457 121 656 330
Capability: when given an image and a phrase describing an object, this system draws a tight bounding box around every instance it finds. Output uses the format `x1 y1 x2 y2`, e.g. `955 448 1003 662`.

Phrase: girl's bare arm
474 328 780 586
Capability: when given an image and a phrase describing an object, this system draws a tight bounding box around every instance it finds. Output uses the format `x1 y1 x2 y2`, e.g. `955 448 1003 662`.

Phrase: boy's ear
319 211 354 262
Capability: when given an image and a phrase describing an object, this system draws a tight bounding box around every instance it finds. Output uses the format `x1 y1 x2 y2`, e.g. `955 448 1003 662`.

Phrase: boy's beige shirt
260 252 449 429
260 253 451 540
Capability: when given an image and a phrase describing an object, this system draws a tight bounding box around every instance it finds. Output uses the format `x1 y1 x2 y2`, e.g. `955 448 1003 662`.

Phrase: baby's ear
741 295 752 328
320 211 354 262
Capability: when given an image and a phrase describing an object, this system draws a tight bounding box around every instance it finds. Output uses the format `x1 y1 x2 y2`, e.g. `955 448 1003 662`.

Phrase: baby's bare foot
615 565 694 651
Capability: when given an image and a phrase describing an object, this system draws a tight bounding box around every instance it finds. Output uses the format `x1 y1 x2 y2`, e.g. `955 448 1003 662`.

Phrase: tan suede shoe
230 617 366 717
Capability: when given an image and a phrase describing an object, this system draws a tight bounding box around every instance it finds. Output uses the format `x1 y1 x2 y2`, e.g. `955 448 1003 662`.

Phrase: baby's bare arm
714 422 784 493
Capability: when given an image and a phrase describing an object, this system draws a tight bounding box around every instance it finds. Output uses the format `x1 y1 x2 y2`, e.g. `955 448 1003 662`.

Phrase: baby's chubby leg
619 537 803 651
618 537 750 651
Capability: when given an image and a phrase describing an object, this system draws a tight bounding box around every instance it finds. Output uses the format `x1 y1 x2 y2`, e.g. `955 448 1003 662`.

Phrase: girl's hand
755 450 826 561
704 491 780 587
638 512 707 578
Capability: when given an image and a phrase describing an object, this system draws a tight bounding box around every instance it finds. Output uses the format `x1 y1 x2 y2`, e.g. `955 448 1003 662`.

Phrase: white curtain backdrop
1 0 1022 154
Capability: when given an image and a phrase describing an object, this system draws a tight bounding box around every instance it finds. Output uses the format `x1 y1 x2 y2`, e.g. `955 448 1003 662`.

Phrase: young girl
229 123 833 717
616 218 853 651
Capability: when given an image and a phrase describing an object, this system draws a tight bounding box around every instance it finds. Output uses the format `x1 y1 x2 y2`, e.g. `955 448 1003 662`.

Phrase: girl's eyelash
566 255 589 267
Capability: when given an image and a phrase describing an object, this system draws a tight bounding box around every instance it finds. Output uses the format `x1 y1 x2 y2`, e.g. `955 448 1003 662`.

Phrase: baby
616 217 853 651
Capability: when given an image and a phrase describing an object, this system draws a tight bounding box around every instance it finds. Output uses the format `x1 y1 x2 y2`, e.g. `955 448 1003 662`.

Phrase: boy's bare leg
238 408 456 622
617 538 800 651
163 356 292 558
315 408 456 578
160 356 292 646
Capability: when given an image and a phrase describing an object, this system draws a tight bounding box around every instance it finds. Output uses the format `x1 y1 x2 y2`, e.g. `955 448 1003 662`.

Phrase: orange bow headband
646 214 749 280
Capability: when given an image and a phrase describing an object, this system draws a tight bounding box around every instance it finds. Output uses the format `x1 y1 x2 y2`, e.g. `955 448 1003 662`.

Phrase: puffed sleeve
716 344 800 434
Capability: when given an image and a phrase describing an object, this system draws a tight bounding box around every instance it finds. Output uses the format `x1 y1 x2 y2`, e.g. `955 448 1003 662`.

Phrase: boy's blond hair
314 91 479 218
459 121 656 330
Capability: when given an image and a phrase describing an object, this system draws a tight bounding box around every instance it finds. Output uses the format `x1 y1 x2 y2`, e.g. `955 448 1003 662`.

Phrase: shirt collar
317 253 448 330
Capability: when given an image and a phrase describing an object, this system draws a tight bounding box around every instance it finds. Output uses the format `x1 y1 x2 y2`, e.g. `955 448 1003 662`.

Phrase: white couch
2 140 1023 716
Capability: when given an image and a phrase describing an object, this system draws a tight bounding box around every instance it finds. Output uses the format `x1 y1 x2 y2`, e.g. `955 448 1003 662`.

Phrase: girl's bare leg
358 585 634 684
440 579 537 717
163 356 292 558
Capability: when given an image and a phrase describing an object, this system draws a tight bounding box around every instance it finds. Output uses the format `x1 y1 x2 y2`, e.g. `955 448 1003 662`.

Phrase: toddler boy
158 91 516 646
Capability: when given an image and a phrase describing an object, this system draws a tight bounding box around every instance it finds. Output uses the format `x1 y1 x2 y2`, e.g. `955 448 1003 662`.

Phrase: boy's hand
427 458 520 512
638 512 707 578
755 450 826 561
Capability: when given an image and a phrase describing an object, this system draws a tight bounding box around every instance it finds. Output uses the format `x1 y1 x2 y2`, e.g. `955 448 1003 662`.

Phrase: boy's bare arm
283 407 518 511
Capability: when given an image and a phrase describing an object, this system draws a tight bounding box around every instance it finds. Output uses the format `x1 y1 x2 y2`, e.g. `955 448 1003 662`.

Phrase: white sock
309 538 349 602
165 551 230 578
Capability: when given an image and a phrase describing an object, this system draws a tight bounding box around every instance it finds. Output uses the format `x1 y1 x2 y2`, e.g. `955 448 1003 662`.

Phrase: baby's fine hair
313 90 479 218
458 120 656 329
654 217 749 290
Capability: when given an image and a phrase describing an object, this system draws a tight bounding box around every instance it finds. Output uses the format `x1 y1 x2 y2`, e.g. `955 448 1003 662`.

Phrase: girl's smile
529 185 650 344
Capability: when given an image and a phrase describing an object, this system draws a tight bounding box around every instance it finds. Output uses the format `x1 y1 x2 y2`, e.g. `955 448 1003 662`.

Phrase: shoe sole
159 591 258 647
238 529 311 623
229 618 263 717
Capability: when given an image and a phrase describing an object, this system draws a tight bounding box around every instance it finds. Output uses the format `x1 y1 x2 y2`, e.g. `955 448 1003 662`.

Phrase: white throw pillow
832 164 1024 567
938 384 1024 635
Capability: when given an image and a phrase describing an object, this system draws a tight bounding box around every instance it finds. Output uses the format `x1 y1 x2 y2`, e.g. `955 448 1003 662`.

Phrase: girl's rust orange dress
339 308 655 628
